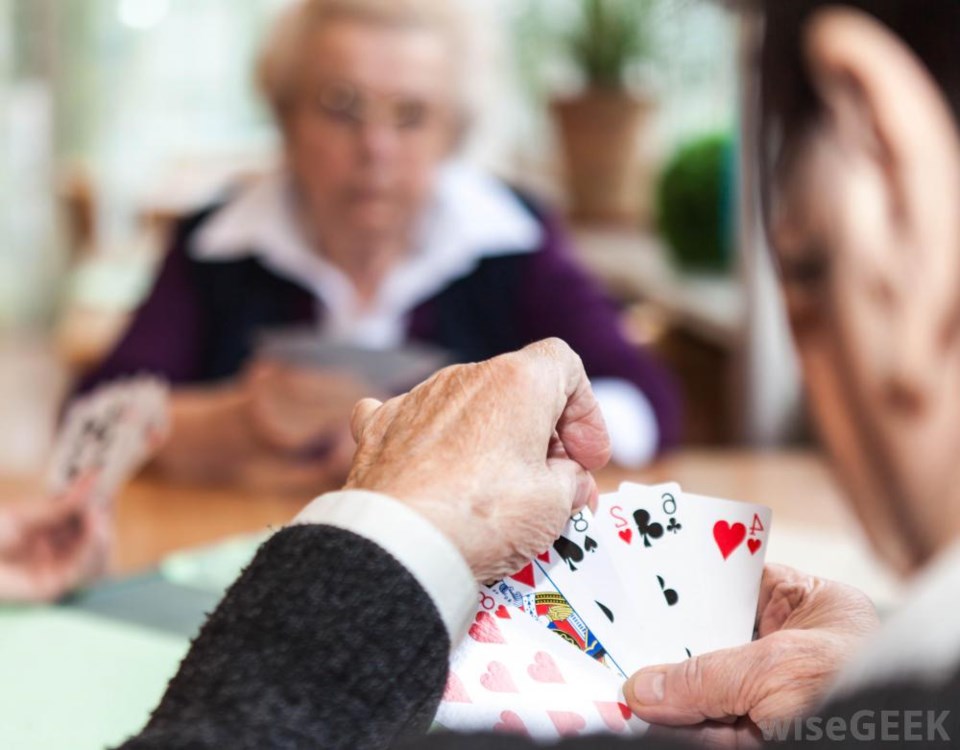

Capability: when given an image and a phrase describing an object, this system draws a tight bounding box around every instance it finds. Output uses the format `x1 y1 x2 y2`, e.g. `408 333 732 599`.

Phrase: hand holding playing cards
625 564 879 747
345 338 611 582
0 479 111 602
244 362 374 455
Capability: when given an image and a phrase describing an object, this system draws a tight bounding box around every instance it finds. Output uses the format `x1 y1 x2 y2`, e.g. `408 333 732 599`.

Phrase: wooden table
104 449 855 575
0 449 854 574
1 448 900 606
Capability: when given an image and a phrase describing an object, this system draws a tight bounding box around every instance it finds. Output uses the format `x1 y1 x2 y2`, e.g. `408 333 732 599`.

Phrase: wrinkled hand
625 564 880 749
0 478 112 603
345 339 612 582
244 362 375 458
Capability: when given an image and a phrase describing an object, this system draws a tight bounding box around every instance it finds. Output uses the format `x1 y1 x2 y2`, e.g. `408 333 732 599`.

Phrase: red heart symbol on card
548 710 587 735
494 605 511 619
713 521 747 560
748 538 762 555
468 611 505 644
494 710 529 736
537 551 551 563
618 529 633 544
442 672 471 703
527 651 565 684
510 563 536 588
595 702 632 733
481 661 518 693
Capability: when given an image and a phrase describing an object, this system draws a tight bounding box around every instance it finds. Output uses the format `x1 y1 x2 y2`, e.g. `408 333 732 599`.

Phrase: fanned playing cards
436 483 772 741
47 376 171 505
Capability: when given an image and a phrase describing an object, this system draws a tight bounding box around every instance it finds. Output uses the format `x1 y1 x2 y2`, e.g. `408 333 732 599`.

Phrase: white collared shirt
192 161 659 467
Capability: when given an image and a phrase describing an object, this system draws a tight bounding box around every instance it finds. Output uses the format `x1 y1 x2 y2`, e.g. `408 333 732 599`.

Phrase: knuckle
744 631 837 722
492 352 537 393
536 337 571 358
678 656 708 701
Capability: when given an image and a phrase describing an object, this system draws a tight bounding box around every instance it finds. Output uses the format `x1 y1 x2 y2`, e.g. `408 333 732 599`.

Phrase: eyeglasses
308 79 450 135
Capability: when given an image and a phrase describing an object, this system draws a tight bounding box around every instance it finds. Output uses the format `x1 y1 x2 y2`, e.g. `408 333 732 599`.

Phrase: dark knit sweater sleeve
114 524 451 750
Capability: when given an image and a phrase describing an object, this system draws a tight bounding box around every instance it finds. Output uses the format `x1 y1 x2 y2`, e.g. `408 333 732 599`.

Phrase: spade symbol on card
584 536 598 553
596 601 615 623
657 576 679 607
633 510 664 548
553 536 584 572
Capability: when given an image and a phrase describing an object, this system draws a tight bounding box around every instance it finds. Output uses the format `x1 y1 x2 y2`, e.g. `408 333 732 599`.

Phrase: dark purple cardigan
77 198 682 450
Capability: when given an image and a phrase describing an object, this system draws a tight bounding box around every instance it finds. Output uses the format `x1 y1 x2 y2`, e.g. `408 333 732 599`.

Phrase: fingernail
572 472 594 513
631 672 665 705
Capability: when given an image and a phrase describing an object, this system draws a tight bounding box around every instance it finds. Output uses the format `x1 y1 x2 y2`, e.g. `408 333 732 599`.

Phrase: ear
801 7 960 409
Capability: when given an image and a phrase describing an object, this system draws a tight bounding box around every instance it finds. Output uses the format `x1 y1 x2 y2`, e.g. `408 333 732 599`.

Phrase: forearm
115 524 452 750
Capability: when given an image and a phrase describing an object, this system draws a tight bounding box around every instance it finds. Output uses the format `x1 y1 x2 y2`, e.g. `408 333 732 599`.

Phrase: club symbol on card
667 518 682 534
657 576 679 606
553 536 584 571
633 510 664 548
596 601 615 623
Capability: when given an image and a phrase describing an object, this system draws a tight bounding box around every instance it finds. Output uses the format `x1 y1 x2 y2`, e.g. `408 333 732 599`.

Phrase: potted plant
550 0 658 225
656 132 737 273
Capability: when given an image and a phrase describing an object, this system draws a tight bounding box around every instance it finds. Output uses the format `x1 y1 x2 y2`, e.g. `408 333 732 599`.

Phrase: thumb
625 643 765 726
546 457 598 516
350 398 384 444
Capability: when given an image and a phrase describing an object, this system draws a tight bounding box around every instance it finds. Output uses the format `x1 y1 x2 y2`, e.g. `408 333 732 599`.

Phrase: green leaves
568 0 654 90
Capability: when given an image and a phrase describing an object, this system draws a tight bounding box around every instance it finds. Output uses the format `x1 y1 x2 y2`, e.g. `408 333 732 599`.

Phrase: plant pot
551 89 654 225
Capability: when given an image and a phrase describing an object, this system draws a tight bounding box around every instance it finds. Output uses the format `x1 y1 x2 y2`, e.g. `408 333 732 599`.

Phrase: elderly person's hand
240 362 378 484
244 362 374 451
345 338 611 582
624 564 880 748
0 478 112 603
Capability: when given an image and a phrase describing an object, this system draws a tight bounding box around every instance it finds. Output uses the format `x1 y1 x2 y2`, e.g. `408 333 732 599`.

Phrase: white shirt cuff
592 378 660 468
293 490 476 644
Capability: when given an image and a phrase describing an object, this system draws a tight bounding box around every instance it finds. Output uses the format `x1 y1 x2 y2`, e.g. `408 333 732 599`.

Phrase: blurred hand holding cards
437 483 772 741
47 376 171 506
255 327 451 393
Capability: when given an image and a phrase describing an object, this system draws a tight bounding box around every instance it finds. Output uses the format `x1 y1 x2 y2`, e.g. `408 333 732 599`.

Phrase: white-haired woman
72 0 681 491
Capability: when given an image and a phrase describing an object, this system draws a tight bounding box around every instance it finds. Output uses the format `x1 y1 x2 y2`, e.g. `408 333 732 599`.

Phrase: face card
533 508 682 676
436 598 648 741
484 564 618 674
599 483 772 659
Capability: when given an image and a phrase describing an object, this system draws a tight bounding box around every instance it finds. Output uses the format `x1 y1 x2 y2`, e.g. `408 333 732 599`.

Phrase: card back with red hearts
435 598 648 741
483 563 619 674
